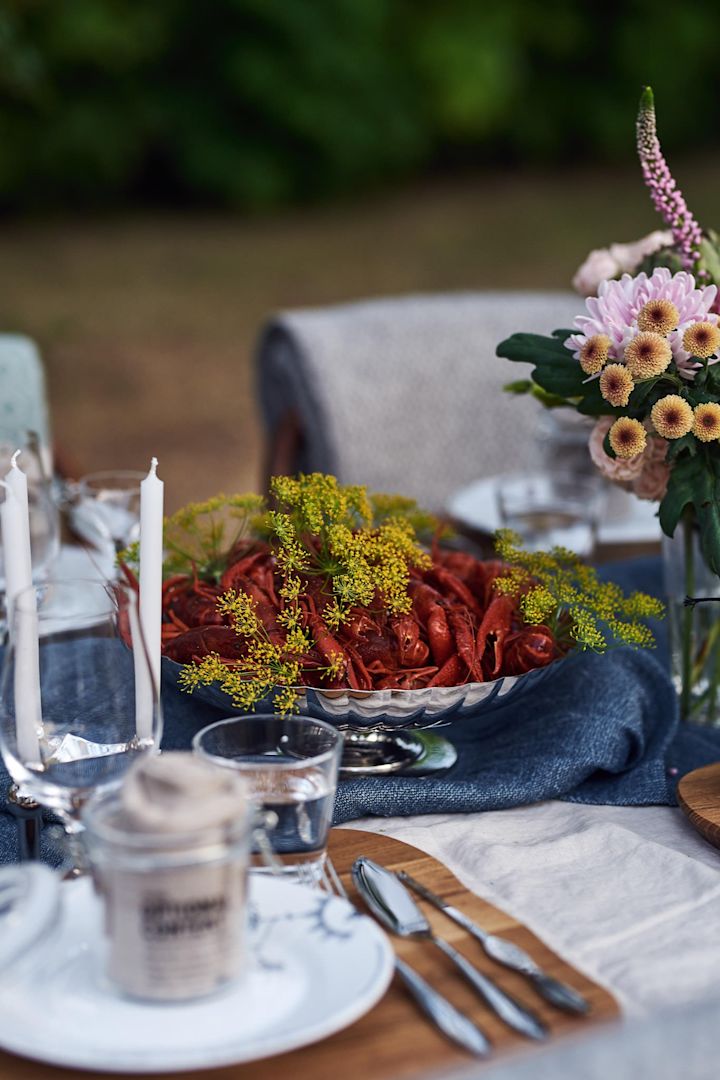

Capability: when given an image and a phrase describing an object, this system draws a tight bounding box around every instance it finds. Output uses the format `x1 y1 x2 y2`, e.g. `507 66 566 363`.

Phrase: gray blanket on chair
256 291 580 509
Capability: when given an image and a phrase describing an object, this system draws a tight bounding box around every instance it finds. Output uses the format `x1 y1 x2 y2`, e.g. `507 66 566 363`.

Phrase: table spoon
352 857 547 1041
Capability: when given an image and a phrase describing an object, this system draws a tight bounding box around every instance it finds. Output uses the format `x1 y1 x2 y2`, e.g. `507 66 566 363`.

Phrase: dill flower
493 529 663 654
650 395 694 439
693 403 720 442
636 298 679 336
579 334 612 375
682 321 720 359
599 364 634 407
624 332 672 379
609 417 647 459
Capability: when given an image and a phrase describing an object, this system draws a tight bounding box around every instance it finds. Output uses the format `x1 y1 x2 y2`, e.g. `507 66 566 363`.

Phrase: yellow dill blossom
599 364 634 407
217 589 260 637
609 417 647 458
650 395 694 439
637 298 679 336
624 332 672 379
693 402 720 442
493 529 663 655
520 586 557 625
579 334 612 375
173 474 441 715
682 321 720 359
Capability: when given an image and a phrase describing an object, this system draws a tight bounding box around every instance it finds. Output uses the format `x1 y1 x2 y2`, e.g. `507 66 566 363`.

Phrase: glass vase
662 512 720 725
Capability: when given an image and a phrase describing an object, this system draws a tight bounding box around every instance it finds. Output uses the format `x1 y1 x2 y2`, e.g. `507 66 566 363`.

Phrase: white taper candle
1 479 41 762
137 457 164 740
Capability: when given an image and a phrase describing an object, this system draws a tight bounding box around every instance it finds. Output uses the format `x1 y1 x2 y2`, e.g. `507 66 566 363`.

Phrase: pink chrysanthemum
565 268 718 380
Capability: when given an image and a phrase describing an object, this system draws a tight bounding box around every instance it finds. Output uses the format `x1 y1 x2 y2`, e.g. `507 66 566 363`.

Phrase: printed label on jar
103 863 246 1000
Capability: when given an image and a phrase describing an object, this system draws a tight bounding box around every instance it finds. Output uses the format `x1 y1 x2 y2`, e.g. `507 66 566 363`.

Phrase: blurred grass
0 158 718 510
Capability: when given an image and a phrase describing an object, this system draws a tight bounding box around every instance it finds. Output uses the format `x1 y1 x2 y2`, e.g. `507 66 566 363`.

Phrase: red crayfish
159 542 561 690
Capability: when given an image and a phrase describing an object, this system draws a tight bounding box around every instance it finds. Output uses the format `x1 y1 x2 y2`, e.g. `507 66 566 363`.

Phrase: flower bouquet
497 89 720 722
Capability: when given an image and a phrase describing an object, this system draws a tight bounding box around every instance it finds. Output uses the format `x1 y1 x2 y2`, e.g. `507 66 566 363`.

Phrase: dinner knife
398 870 590 1016
353 857 547 1041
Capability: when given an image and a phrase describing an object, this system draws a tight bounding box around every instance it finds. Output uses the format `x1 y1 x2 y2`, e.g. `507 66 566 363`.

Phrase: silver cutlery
397 870 590 1016
352 857 547 1042
297 858 491 1057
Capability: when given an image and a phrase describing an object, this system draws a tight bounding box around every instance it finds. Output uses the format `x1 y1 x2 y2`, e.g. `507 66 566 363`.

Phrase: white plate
447 476 661 545
0 873 394 1073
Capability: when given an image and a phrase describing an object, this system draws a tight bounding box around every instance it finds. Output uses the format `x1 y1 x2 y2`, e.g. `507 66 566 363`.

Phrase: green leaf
658 454 707 536
698 496 720 575
667 435 697 461
497 332 589 399
630 377 663 408
503 379 533 394
530 386 573 408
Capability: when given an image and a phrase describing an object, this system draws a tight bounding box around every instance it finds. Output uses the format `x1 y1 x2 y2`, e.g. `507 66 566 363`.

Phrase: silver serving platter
162 653 566 731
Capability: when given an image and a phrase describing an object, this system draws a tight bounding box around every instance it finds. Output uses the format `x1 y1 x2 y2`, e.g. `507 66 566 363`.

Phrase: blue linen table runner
3 557 720 866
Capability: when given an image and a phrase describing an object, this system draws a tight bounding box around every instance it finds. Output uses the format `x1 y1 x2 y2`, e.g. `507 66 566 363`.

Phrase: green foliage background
2 0 720 210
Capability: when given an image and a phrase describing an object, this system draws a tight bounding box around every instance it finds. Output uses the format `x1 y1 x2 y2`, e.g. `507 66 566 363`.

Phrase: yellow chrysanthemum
624 332 672 379
636 298 679 336
693 402 720 442
579 334 612 375
682 321 720 359
650 395 694 439
609 417 647 459
599 363 634 407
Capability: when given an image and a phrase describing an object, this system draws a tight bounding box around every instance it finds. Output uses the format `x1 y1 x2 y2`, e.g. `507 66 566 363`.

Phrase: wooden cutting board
677 761 720 848
0 829 619 1080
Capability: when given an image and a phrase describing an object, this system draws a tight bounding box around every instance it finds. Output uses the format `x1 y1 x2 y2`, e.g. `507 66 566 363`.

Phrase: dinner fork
295 858 492 1057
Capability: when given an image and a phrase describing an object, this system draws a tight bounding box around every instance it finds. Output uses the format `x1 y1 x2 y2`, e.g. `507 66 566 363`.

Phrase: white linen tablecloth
347 802 720 1078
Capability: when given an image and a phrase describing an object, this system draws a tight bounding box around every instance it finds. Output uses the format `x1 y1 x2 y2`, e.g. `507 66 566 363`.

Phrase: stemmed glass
0 579 162 864
68 470 144 559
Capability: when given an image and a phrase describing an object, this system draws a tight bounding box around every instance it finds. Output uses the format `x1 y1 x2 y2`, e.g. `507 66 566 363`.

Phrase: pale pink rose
588 417 644 485
572 248 621 297
609 230 673 273
572 230 674 297
629 435 670 502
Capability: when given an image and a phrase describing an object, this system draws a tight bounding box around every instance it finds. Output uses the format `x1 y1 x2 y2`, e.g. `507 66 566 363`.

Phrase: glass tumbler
193 715 343 880
495 471 603 559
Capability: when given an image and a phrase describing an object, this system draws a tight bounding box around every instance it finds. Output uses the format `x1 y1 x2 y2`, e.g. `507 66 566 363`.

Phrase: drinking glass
193 714 343 881
69 470 144 556
495 472 603 559
0 579 162 849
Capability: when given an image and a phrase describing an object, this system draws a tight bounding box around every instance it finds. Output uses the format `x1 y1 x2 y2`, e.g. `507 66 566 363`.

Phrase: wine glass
0 579 162 862
69 470 144 558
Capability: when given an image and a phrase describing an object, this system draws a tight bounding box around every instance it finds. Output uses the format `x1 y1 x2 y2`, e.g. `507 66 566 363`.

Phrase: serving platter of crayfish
153 477 656 774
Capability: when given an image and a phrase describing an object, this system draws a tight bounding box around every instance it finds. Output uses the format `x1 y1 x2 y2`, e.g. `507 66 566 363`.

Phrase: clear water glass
70 470 144 555
193 715 343 879
496 471 603 559
0 579 162 834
